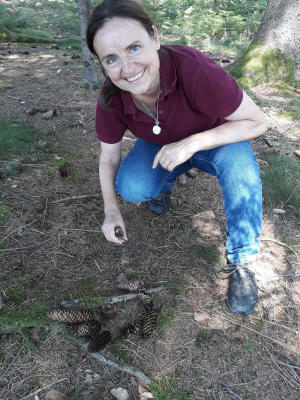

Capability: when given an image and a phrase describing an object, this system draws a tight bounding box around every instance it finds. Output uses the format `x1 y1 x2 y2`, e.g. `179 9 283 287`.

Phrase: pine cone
47 308 93 323
139 293 154 312
68 320 102 337
88 330 112 352
140 310 159 339
120 323 139 338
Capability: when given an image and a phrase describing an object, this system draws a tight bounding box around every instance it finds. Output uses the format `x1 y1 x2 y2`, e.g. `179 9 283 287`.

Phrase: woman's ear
152 25 160 50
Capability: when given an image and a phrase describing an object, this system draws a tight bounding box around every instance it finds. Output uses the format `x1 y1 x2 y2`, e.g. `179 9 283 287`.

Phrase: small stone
44 389 62 400
273 208 286 215
42 110 54 120
56 69 61 74
295 150 300 158
110 387 129 400
186 168 198 178
194 311 210 324
84 374 93 384
178 174 187 185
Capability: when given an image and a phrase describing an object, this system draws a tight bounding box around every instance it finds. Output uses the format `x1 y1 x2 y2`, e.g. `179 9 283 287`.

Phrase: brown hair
86 0 154 109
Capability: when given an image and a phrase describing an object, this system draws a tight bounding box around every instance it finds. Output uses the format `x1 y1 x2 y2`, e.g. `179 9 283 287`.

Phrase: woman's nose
121 58 135 76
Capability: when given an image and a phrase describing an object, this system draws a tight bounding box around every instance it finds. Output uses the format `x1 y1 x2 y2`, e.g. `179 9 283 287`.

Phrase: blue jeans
115 139 262 264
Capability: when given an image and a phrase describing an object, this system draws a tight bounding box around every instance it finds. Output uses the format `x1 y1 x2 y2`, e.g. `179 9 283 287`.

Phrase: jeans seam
193 154 217 174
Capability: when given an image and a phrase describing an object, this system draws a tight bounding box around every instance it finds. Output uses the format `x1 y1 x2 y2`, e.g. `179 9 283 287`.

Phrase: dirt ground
0 43 299 400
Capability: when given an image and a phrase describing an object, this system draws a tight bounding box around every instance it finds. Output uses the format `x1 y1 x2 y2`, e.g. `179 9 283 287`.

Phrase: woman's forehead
94 17 150 51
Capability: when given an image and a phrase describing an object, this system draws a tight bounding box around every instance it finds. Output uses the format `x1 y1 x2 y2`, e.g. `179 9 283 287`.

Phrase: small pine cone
120 323 139 339
140 310 159 339
47 308 93 324
68 320 102 337
88 330 112 352
139 293 154 312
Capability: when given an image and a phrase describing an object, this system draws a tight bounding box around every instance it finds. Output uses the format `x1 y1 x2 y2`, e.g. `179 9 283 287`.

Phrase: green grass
0 118 37 160
6 288 28 305
261 154 300 212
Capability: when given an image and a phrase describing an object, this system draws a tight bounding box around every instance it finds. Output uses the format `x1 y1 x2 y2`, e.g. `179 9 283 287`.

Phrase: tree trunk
77 0 99 89
230 0 300 87
253 0 300 79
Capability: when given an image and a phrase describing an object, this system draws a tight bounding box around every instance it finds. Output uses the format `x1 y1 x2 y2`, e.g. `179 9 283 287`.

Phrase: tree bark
77 0 99 89
252 0 300 79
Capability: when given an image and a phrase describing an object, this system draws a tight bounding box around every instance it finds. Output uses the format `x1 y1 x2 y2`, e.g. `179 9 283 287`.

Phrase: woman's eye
107 57 117 65
131 45 140 53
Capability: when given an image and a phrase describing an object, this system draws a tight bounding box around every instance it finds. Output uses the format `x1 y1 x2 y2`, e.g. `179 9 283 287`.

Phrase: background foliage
0 0 268 54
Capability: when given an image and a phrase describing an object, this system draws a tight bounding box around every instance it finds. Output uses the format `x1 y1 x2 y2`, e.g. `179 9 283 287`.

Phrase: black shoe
148 191 172 215
216 263 258 316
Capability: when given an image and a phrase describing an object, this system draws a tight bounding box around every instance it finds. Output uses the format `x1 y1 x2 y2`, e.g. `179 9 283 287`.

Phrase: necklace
139 83 161 135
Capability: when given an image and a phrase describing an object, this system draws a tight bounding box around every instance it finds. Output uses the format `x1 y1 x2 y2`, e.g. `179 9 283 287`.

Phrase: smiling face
93 17 160 99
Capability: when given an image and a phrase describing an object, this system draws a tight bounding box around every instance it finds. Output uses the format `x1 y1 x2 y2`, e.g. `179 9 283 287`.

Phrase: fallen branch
81 343 151 384
59 285 166 308
51 194 100 204
261 238 298 257
104 285 166 304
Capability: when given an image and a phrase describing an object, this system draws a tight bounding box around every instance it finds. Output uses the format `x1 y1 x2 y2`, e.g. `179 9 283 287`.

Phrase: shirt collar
121 45 177 115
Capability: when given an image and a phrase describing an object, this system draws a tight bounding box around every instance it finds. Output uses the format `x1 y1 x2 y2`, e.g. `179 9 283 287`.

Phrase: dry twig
19 378 67 400
81 343 150 385
51 194 100 204
261 238 298 257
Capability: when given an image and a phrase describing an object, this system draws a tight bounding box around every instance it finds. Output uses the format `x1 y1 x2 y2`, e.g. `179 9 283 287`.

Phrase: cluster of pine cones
47 293 159 352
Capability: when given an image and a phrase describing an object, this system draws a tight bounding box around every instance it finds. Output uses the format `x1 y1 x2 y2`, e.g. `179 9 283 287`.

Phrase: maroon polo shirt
95 45 243 145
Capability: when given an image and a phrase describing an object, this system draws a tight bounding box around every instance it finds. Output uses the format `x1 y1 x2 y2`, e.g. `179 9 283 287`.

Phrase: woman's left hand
152 138 194 171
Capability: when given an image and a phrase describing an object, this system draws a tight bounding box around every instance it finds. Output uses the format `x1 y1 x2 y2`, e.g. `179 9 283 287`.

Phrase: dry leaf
194 311 210 324
44 389 62 400
110 387 129 400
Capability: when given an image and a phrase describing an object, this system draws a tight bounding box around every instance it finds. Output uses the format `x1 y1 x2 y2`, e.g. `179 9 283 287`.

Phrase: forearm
99 156 120 214
187 118 268 154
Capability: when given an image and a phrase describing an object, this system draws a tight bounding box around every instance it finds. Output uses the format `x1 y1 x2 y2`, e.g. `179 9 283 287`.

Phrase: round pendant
153 124 161 135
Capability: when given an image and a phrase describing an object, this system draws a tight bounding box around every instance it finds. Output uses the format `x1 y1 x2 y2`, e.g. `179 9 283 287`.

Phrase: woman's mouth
125 69 145 82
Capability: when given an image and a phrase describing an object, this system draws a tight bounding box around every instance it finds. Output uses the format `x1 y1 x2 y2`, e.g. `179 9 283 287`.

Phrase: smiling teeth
126 70 144 82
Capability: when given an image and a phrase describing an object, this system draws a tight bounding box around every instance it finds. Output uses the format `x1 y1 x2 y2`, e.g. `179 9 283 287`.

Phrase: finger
152 147 164 169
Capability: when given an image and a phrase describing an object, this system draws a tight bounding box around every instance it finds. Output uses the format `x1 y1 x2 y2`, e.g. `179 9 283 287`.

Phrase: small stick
221 383 242 400
41 196 50 228
261 238 298 257
51 194 100 204
19 378 68 400
0 347 23 382
81 343 150 385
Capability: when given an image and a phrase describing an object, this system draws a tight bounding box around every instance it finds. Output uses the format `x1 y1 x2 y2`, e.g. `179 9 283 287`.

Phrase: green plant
157 300 179 338
261 154 300 212
195 329 209 345
0 118 37 160
244 340 255 351
6 288 27 305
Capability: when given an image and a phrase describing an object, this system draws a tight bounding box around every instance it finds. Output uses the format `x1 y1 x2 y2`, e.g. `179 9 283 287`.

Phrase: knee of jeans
115 178 155 202
218 144 260 184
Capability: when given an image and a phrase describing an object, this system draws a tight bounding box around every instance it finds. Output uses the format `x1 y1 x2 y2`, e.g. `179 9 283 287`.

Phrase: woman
86 0 268 316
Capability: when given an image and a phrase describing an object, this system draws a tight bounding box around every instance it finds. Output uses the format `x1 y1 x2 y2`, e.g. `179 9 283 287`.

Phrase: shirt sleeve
95 95 127 144
193 55 243 119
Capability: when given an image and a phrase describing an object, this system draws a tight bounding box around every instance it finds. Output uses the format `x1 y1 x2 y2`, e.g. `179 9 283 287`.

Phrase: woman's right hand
102 209 127 245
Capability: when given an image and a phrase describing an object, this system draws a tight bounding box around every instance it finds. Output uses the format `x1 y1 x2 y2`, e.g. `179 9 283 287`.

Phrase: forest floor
0 43 299 400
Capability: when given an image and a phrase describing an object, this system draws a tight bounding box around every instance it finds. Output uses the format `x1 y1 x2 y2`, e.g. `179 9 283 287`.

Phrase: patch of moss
158 300 179 338
196 243 220 264
6 288 27 305
167 282 184 295
0 302 50 335
81 296 105 308
147 382 172 400
10 270 24 278
74 277 96 291
244 340 255 351
229 43 299 89
0 205 10 228
195 329 209 346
